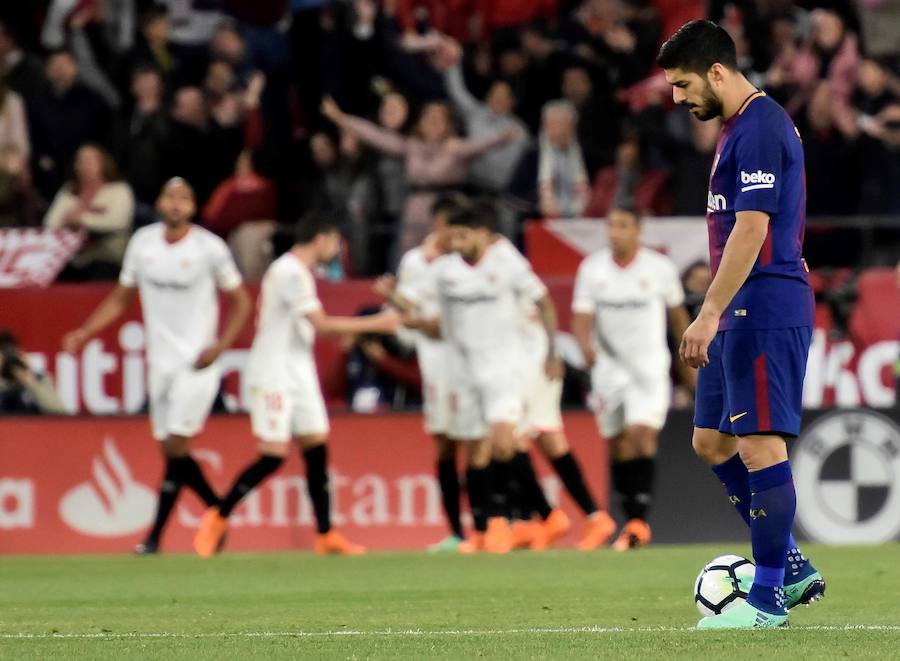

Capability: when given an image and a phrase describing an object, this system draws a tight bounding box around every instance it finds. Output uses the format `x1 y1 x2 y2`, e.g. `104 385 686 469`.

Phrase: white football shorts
148 364 221 441
589 358 670 438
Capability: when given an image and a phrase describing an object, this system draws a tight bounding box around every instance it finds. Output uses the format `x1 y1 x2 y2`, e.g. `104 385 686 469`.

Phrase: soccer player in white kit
193 214 400 557
513 302 618 551
407 201 560 554
571 207 693 550
62 178 252 554
373 195 466 552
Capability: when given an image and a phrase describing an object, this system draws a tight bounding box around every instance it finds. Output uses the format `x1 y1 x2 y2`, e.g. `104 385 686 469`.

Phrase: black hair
610 206 641 223
657 20 738 75
0 330 18 349
46 47 76 62
431 192 469 220
446 197 498 232
294 212 340 245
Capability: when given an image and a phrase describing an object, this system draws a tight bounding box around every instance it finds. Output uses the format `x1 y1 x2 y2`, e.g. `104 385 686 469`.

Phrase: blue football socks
746 461 796 614
712 453 815 586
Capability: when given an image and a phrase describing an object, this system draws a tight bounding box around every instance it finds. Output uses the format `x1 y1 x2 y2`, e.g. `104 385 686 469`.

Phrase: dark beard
693 80 724 121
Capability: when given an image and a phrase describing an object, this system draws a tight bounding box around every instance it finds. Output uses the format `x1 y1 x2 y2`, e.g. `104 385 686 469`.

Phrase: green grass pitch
2 544 899 660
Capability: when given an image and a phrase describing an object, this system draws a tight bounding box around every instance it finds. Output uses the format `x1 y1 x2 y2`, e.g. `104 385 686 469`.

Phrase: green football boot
784 571 826 609
428 535 464 553
697 601 788 630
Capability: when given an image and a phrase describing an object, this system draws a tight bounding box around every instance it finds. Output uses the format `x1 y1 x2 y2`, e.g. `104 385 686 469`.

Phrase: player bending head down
406 201 563 554
657 21 825 628
193 213 401 557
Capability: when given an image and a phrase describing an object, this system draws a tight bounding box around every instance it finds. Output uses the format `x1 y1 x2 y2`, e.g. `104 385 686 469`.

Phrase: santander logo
59 439 156 537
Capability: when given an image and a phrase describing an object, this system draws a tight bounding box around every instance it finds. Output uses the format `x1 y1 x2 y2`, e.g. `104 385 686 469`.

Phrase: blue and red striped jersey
706 92 814 330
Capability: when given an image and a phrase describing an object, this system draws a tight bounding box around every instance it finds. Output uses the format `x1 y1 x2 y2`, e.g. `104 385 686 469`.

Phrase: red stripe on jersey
759 223 773 267
754 353 771 431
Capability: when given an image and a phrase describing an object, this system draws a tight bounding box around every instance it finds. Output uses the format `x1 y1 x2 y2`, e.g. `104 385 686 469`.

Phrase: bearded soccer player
658 20 825 628
406 202 559 554
62 178 252 554
193 214 400 557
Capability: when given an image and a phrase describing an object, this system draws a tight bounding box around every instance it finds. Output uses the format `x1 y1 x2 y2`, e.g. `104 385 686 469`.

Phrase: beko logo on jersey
740 170 776 192
707 191 727 212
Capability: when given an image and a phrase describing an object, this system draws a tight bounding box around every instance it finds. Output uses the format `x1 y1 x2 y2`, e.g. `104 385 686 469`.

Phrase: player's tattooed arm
195 285 252 369
571 312 596 369
62 284 137 354
681 211 769 368
535 294 563 379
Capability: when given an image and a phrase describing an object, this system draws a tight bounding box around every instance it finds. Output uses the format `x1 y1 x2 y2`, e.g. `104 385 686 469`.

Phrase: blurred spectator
516 24 569 132
161 86 243 205
681 260 712 321
439 37 531 193
306 129 377 274
644 109 719 216
560 65 620 176
585 132 671 218
0 145 41 227
30 50 111 199
0 73 29 161
116 67 170 210
131 6 182 86
0 20 50 102
44 143 134 280
322 96 518 259
203 150 278 280
65 4 124 109
537 100 589 218
799 81 861 216
373 92 410 230
852 58 900 212
0 330 67 416
559 0 659 88
767 9 860 132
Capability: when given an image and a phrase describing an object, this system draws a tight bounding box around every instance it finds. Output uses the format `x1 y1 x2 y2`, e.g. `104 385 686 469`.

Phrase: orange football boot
575 511 617 550
530 509 571 551
484 517 515 554
193 507 228 558
315 530 367 555
458 532 485 554
511 520 542 550
612 519 652 551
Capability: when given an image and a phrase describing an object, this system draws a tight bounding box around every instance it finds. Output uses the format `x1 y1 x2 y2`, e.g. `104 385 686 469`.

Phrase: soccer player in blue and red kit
657 20 826 629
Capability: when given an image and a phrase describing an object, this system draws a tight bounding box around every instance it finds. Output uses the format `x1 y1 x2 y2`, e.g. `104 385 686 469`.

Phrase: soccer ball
694 555 755 617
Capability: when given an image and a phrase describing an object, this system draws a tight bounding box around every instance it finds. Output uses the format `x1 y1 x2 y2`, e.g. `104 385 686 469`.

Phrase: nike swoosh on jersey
729 411 749 423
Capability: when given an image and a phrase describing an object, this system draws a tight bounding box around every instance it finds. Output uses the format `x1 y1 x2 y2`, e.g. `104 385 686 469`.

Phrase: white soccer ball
694 554 756 617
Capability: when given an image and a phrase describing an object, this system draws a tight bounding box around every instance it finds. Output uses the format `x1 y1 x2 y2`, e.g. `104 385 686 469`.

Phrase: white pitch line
2 625 900 640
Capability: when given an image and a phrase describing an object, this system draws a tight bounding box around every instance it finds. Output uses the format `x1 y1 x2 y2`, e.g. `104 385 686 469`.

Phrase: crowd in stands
0 0 898 279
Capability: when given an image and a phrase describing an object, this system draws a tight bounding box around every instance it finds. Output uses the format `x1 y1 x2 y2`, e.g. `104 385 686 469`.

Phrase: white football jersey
518 299 549 370
395 244 447 386
434 238 547 362
119 223 242 372
572 247 684 380
246 253 321 388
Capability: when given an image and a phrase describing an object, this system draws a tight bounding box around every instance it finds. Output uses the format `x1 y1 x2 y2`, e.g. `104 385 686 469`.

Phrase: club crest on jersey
707 191 727 212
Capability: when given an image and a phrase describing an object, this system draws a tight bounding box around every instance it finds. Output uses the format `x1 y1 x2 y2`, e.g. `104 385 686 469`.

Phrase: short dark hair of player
656 20 738 75
432 192 469 220
610 206 641 224
294 213 340 245
446 198 499 232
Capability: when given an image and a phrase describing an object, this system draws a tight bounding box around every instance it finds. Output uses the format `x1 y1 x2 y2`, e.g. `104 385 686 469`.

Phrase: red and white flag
0 228 84 287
